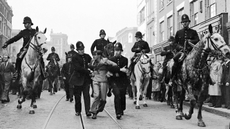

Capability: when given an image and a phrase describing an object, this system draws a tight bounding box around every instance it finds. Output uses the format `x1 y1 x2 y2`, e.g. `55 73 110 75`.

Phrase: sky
7 0 137 54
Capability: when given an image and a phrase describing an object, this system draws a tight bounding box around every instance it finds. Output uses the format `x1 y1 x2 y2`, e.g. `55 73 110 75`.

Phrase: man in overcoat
0 54 15 103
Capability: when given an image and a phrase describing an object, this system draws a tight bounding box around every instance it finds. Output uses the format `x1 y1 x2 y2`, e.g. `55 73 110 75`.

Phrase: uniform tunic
91 38 108 55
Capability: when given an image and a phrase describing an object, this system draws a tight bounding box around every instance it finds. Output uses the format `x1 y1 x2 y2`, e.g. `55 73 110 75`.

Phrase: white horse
130 53 151 109
17 27 47 114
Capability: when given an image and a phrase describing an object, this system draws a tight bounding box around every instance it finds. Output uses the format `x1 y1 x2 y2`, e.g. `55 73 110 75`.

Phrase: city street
0 90 229 129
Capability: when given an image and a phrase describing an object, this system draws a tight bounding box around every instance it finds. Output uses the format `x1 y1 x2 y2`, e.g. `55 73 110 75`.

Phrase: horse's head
104 39 116 58
204 24 230 57
34 26 47 47
137 54 151 74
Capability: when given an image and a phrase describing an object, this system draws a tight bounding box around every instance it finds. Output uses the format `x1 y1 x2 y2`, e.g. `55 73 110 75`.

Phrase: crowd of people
1 13 230 123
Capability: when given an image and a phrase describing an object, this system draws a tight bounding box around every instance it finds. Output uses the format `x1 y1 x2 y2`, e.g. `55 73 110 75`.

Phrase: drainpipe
173 0 175 35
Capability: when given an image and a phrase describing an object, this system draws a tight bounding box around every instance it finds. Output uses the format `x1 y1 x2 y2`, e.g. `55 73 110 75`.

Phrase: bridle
137 54 151 75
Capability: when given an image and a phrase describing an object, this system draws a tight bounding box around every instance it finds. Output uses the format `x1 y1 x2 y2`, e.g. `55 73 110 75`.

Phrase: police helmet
51 47 55 51
76 41 85 50
99 29 106 36
70 44 75 49
181 14 190 23
23 16 33 25
114 42 123 51
135 31 143 39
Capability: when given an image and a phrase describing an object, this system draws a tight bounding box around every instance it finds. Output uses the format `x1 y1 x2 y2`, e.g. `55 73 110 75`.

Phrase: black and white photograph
0 0 230 128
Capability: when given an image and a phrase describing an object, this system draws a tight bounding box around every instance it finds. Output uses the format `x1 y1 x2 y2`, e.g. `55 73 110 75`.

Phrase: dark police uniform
109 55 128 118
172 14 200 81
90 29 108 56
4 29 37 73
70 41 92 116
130 31 150 73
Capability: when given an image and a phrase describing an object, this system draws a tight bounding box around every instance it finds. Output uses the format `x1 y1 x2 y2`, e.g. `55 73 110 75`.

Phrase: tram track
42 94 66 129
104 108 123 129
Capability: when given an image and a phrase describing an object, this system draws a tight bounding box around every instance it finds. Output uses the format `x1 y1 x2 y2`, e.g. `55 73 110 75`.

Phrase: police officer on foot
90 29 108 56
70 41 92 116
108 42 129 119
2 16 45 80
129 31 150 74
171 14 199 81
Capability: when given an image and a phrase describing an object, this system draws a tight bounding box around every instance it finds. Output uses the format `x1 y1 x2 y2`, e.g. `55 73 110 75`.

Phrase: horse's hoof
176 115 182 120
133 101 136 105
29 110 35 114
143 104 148 107
198 120 206 127
33 105 37 109
135 106 140 109
184 113 192 120
17 105 22 109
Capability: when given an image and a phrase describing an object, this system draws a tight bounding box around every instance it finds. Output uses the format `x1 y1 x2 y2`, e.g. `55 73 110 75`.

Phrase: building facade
9 29 21 62
0 0 13 53
137 0 147 41
152 0 230 63
115 27 137 63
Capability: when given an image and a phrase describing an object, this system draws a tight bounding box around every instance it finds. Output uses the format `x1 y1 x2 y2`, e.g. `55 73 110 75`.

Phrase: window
160 0 164 9
160 21 165 42
138 7 145 25
177 8 184 30
190 0 199 26
209 0 216 17
167 16 173 38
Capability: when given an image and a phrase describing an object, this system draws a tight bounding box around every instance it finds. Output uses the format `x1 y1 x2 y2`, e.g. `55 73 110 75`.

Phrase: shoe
208 103 214 107
92 113 97 119
75 112 81 116
70 98 73 102
116 114 122 119
121 111 124 115
86 112 91 117
66 98 69 101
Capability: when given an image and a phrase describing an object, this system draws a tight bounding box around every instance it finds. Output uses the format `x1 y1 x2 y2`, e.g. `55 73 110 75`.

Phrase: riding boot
40 58 46 80
13 58 22 80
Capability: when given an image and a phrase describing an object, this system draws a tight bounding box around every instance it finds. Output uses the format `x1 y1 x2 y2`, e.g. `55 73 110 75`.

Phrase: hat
51 47 55 51
23 16 33 25
114 42 123 51
168 36 175 42
99 29 106 36
135 31 143 38
70 44 75 49
181 14 190 23
76 41 85 50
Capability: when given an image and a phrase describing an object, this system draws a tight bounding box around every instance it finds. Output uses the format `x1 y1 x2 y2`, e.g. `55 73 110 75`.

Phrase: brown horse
174 24 230 127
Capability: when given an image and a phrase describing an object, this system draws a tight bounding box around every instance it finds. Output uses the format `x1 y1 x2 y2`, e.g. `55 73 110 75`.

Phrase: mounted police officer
171 14 199 81
69 41 92 116
108 42 129 119
129 31 150 74
67 44 75 57
91 29 109 56
46 46 60 74
2 16 45 80
160 36 176 82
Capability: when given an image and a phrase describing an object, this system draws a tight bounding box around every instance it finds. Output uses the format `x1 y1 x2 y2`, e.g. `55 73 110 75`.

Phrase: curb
184 102 230 118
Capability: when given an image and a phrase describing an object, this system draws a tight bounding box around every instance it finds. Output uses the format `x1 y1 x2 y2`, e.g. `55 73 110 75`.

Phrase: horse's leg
135 79 141 109
196 84 208 127
183 83 196 120
29 90 35 114
17 78 27 109
142 78 150 107
131 80 136 104
173 82 183 120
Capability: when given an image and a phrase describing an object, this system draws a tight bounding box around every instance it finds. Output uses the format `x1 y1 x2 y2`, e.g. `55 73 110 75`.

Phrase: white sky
7 0 137 54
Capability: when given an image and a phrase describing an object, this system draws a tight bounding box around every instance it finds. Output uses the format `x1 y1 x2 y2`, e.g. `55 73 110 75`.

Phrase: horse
130 53 151 109
103 39 116 58
17 27 47 114
46 55 60 95
173 24 230 127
